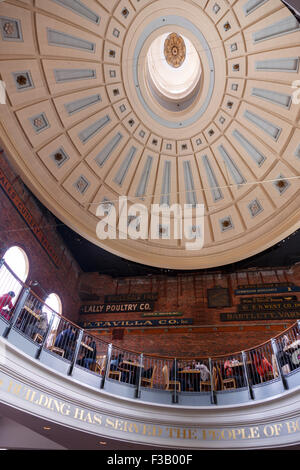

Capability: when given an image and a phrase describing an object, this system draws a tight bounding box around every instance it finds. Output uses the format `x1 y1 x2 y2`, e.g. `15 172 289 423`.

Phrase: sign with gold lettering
238 301 300 313
235 286 300 295
78 318 193 329
238 283 294 289
240 296 297 304
221 311 300 321
0 167 60 267
1 371 300 448
80 302 155 314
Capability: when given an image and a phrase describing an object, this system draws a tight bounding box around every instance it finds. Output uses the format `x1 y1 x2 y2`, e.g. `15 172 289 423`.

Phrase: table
178 369 202 391
118 360 144 385
24 305 41 320
80 341 94 352
224 362 251 387
118 360 143 371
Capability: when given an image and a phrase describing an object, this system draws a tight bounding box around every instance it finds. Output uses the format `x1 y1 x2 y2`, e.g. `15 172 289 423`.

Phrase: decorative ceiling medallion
164 33 186 68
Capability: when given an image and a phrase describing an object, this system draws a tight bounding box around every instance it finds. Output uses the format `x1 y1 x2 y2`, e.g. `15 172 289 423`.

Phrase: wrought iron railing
1 258 300 403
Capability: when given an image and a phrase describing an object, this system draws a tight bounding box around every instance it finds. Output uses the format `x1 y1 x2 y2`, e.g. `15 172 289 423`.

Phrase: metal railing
1 258 300 403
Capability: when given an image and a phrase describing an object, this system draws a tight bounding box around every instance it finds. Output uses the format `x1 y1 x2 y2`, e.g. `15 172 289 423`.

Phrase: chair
217 365 236 390
33 333 43 344
108 370 121 381
47 332 65 357
200 366 217 392
260 370 274 383
162 365 181 392
141 365 157 388
200 379 211 392
92 355 107 375
50 345 65 357
271 354 279 378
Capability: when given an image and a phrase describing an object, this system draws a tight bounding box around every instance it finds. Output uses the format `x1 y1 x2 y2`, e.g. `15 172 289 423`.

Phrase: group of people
1 290 300 389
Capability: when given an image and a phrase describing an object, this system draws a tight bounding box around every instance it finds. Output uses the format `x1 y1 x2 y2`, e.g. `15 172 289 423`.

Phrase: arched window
43 293 62 345
0 246 29 299
3 246 29 282
43 293 62 320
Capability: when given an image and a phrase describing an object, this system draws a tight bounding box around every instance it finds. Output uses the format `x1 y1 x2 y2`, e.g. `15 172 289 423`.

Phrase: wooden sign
207 287 231 308
0 167 60 267
80 302 155 314
142 312 183 318
238 301 300 313
237 283 293 289
104 293 158 303
235 286 300 295
79 318 193 329
221 311 300 322
240 295 297 304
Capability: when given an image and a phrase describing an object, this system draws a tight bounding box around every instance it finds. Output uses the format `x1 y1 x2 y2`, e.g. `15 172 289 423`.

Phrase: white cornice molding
1 337 300 449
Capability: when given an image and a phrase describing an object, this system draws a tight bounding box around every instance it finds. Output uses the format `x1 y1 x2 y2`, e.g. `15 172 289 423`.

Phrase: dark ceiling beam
281 0 300 22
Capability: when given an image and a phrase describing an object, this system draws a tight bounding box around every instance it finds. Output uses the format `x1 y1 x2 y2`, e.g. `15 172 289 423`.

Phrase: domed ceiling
0 0 299 269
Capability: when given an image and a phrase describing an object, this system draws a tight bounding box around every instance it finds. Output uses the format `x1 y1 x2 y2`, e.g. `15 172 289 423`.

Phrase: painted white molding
1 337 300 450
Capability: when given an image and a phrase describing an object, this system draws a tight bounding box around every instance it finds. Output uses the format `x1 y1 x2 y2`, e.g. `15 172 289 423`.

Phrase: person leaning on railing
0 291 15 320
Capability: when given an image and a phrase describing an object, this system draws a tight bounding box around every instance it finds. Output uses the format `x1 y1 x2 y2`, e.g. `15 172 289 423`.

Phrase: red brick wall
0 151 82 323
2 148 299 358
77 266 300 357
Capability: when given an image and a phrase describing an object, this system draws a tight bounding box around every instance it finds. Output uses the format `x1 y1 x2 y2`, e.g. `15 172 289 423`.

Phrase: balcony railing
1 258 300 405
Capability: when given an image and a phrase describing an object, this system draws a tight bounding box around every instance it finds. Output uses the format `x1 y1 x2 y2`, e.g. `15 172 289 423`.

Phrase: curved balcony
1 258 300 407
1 259 300 449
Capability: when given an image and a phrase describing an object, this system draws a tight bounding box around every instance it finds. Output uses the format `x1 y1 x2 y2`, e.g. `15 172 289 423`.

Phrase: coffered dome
0 0 299 269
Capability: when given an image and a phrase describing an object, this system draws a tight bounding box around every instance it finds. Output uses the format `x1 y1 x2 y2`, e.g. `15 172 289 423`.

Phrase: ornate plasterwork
164 33 186 68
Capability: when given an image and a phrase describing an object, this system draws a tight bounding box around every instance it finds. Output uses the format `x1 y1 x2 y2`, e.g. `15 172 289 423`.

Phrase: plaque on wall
207 287 231 308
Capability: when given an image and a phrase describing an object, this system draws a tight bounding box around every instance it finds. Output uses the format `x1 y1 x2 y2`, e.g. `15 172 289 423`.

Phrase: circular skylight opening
147 32 202 105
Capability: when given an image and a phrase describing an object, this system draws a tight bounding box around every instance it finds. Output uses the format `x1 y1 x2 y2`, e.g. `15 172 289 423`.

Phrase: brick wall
77 265 300 357
1 148 299 358
0 150 82 322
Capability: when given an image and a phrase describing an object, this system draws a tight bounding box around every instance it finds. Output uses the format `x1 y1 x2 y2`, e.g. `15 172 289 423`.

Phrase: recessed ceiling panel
0 0 299 269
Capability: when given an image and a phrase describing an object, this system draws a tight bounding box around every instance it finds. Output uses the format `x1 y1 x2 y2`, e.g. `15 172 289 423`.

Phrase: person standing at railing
29 308 49 341
0 291 15 320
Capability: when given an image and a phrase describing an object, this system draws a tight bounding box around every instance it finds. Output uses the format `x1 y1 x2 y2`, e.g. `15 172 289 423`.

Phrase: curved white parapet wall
1 336 300 450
